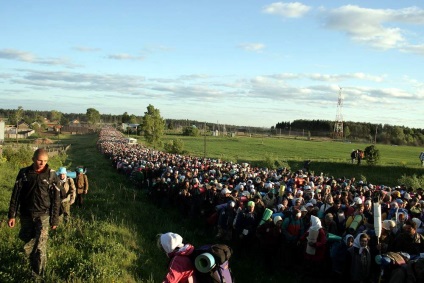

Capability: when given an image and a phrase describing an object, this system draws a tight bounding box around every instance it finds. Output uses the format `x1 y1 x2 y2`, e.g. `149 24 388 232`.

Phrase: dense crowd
97 128 424 283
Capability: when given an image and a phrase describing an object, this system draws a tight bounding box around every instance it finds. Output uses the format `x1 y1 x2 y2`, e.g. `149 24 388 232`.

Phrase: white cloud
178 74 211 80
400 44 424 56
263 2 311 18
73 46 101 52
107 53 144 61
2 68 422 128
141 45 173 53
0 49 36 62
238 43 266 52
321 5 424 50
267 72 385 82
0 48 80 68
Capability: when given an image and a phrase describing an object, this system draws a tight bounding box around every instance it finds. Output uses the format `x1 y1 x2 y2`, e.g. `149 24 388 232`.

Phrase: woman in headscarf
157 232 197 283
347 232 371 283
299 215 327 279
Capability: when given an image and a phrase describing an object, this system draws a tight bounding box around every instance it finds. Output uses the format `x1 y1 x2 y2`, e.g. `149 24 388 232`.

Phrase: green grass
159 135 424 186
0 133 423 283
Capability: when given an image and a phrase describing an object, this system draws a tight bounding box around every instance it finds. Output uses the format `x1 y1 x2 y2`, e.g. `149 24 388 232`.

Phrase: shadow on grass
240 158 423 186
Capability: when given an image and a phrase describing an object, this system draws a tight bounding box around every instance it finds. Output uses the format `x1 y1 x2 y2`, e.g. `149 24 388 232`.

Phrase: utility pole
15 106 23 144
374 125 378 144
333 87 344 139
203 121 207 158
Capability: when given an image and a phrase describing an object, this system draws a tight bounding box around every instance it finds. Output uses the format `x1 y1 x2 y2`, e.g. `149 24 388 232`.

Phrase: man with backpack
7 148 62 279
75 167 89 207
57 167 76 223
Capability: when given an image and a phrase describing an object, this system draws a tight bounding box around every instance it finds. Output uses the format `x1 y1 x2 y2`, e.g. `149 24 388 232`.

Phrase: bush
3 145 34 168
164 138 186 154
398 174 424 190
364 145 380 165
182 126 200 136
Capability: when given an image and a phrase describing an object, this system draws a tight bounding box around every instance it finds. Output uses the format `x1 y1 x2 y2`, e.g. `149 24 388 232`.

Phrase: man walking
57 167 76 223
75 167 89 207
8 148 62 278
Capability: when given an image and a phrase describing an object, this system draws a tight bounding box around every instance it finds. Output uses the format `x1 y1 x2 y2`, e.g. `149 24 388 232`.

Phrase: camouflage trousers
19 215 50 276
59 201 71 223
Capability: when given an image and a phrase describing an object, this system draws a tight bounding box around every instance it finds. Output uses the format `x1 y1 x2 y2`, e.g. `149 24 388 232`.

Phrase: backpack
191 244 233 283
19 167 66 199
48 169 67 199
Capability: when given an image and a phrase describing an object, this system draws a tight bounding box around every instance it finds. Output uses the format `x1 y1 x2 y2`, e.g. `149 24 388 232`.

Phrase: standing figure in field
350 150 358 164
75 167 89 207
57 167 76 223
357 149 364 165
7 148 62 278
419 152 424 167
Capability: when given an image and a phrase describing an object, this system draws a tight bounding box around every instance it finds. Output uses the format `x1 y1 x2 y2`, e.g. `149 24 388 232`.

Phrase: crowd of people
96 128 424 282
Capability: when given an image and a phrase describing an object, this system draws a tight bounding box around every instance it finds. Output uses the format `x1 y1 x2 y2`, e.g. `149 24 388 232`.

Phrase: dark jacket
8 164 62 226
393 232 424 256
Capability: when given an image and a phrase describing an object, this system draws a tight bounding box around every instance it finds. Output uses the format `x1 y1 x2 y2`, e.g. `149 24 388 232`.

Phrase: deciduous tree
86 108 101 125
141 104 165 147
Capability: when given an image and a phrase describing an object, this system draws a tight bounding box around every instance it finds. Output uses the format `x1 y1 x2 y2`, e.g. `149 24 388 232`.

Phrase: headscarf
353 233 369 255
158 232 184 254
308 215 322 232
343 234 354 246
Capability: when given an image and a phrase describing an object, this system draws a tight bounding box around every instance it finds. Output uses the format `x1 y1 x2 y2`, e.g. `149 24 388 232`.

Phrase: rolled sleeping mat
67 171 76 179
195 252 216 273
259 208 274 225
349 214 363 232
373 202 382 238
327 233 342 242
279 185 285 196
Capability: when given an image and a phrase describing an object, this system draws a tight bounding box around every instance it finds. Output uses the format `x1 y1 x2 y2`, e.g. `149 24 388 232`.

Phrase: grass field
160 134 424 186
0 133 423 283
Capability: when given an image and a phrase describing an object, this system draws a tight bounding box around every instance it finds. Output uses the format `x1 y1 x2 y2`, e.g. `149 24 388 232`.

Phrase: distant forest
1 108 423 146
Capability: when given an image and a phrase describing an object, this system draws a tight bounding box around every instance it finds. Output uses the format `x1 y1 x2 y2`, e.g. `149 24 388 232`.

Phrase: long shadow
242 159 423 186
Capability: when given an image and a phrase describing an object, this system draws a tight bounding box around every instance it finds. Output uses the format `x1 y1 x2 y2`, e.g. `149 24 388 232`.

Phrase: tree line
275 119 424 146
1 108 423 146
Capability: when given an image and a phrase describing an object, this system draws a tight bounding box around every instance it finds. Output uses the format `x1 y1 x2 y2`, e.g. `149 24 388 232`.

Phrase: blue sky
1 1 423 128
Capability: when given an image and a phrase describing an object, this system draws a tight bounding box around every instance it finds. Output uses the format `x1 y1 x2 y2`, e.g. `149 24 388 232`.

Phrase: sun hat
58 167 67 175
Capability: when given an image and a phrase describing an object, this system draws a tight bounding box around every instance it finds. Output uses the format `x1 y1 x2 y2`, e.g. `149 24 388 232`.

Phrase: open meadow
162 134 424 186
0 133 423 283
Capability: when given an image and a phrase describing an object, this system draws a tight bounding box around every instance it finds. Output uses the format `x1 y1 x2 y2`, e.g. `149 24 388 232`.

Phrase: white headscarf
159 232 184 254
308 215 322 232
353 233 369 255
